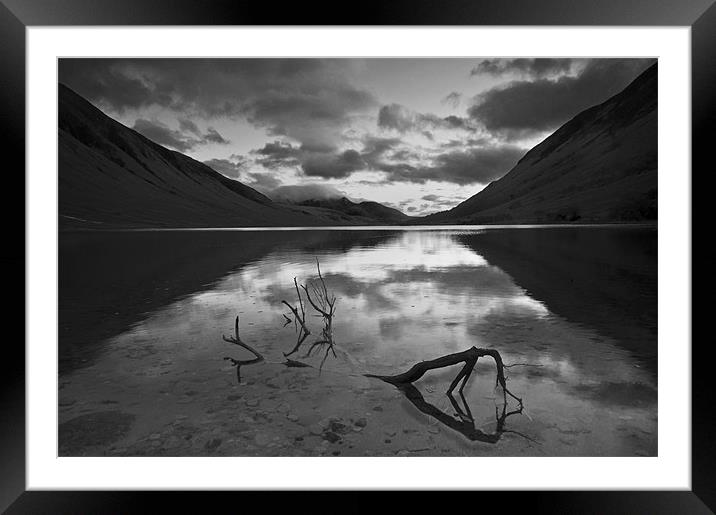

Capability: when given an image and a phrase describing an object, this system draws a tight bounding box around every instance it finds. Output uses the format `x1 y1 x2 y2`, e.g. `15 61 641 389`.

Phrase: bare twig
281 277 312 357
222 315 264 383
294 259 338 372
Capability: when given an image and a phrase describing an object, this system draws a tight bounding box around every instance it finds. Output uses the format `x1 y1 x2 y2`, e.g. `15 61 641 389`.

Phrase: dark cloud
301 149 365 179
468 58 655 139
59 58 377 150
133 119 230 152
421 194 440 201
254 140 302 158
377 103 473 134
361 136 403 166
247 136 402 180
245 84 376 149
220 134 518 187
384 145 525 185
471 58 578 79
249 140 366 178
251 140 303 169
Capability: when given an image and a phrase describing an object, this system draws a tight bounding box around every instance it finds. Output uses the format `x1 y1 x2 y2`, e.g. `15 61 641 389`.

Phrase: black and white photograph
57 57 658 458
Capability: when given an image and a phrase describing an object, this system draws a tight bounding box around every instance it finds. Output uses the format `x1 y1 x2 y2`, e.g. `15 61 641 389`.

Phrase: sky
59 58 654 216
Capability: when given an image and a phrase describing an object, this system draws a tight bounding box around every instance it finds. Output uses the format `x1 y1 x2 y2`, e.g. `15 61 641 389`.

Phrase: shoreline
59 221 658 232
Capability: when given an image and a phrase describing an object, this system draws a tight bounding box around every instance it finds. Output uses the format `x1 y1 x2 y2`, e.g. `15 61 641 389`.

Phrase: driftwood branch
282 277 312 357
222 315 264 383
366 346 522 405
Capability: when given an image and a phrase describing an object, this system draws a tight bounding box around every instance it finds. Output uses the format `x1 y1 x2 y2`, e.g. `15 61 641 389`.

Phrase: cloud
245 172 282 194
301 149 365 179
377 103 473 134
361 136 403 166
378 104 423 132
251 140 303 169
203 157 248 179
133 119 229 152
470 58 578 79
420 193 464 212
269 183 345 202
133 118 230 152
203 156 282 194
441 91 462 108
204 127 229 144
244 82 376 149
467 58 655 139
244 136 401 181
59 58 377 150
178 118 200 135
133 119 194 152
384 145 525 185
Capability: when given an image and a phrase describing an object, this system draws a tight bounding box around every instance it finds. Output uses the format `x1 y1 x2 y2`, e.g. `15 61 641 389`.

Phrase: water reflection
398 384 527 444
59 227 657 456
459 227 657 373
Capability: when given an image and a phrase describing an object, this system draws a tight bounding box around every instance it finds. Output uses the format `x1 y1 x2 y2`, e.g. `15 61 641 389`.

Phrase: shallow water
58 226 657 456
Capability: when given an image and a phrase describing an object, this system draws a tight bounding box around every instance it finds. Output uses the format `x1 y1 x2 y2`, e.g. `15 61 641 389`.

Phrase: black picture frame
2 0 713 512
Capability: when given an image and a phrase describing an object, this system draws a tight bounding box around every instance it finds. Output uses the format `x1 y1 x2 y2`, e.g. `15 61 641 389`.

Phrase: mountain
423 63 657 224
296 197 411 223
58 84 370 229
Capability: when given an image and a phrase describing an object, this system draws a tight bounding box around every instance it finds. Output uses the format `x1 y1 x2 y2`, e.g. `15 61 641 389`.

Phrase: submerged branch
222 315 264 383
366 346 523 405
281 277 312 357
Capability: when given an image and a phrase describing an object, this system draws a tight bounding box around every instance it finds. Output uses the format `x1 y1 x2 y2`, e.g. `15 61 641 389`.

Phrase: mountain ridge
421 63 657 225
59 84 404 229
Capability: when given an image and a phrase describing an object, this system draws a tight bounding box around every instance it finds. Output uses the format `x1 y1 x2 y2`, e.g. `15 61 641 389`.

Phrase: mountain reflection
60 228 657 453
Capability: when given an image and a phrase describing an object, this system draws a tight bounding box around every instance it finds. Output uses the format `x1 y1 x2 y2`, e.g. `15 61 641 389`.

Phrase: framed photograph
4 0 712 512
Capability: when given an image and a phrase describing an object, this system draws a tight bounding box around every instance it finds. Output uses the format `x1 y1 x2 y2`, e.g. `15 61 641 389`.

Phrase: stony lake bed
59 226 657 457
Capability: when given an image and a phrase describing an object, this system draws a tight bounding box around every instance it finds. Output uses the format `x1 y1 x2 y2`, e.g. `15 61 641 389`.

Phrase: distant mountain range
58 84 406 229
59 62 657 229
423 63 657 224
296 197 411 223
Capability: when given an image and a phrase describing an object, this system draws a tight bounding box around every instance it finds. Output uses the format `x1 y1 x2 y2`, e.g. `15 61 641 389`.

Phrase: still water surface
59 226 657 456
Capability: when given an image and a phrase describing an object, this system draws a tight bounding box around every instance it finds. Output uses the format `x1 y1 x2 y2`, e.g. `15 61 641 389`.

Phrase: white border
27 27 691 490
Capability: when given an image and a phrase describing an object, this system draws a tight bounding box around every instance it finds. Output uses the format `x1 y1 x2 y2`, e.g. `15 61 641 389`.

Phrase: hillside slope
424 63 657 224
296 197 411 224
59 85 363 229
